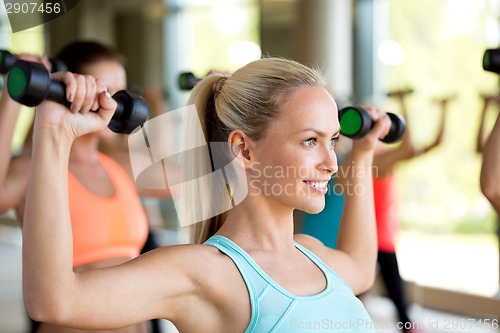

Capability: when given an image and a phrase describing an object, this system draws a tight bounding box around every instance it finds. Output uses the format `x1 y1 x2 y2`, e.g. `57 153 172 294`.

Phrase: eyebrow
295 128 341 137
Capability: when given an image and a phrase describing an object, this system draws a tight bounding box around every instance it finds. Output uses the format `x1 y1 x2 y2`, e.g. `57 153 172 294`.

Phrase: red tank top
68 153 148 267
373 176 399 252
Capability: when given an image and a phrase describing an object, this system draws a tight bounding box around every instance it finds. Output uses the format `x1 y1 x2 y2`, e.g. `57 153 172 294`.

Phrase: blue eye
330 137 340 149
304 138 316 147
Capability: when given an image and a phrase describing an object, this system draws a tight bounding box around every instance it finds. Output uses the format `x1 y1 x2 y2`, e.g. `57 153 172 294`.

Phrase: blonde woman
23 58 391 332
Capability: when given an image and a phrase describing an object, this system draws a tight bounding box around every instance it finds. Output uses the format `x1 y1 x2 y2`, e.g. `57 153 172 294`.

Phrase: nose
318 146 338 175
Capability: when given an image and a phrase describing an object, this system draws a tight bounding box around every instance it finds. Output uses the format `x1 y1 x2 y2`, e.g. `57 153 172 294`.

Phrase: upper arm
0 157 30 214
293 234 374 295
31 245 204 330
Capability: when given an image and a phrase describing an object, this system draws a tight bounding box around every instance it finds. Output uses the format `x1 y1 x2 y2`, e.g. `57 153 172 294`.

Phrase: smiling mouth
303 181 328 190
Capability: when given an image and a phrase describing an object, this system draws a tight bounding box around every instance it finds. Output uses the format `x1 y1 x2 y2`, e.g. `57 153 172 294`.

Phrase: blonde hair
183 58 327 244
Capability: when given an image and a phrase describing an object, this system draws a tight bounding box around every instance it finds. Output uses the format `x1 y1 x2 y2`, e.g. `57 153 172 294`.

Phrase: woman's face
249 86 340 214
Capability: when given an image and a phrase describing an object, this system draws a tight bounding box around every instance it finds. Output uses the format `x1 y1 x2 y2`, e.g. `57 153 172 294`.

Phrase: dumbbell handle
28 79 129 121
7 60 147 134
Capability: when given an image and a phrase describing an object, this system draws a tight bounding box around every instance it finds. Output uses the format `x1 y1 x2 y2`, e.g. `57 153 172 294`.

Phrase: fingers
364 107 391 140
52 72 77 104
70 74 87 113
41 56 52 72
50 72 108 114
96 90 117 124
17 53 42 63
92 79 107 111
82 75 96 113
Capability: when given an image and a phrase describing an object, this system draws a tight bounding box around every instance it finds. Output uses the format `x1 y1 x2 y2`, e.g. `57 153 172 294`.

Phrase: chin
299 202 325 214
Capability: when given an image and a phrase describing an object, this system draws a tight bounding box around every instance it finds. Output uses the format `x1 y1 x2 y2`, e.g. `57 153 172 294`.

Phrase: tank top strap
204 235 269 297
293 241 354 293
206 235 328 332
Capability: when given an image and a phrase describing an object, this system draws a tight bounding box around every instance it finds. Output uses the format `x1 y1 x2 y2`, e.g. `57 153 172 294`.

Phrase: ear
228 129 253 168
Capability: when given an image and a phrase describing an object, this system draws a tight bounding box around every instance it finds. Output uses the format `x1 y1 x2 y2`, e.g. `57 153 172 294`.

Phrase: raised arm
374 92 448 178
333 109 390 293
420 96 448 154
0 54 50 213
0 85 23 211
22 72 198 330
477 95 500 154
480 107 500 215
296 108 391 295
372 90 415 177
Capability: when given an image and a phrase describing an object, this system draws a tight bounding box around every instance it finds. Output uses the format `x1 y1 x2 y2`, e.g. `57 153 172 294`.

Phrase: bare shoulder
146 243 223 275
294 233 323 247
293 234 350 277
145 242 245 293
293 234 373 294
1 155 32 216
294 233 331 258
144 243 250 331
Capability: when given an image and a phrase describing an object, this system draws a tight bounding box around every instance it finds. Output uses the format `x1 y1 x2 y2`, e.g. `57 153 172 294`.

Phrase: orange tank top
373 175 399 253
68 153 148 267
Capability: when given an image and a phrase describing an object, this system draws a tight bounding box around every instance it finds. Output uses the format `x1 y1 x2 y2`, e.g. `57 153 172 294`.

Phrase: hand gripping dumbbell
7 60 148 134
178 72 201 90
339 106 406 143
0 50 67 74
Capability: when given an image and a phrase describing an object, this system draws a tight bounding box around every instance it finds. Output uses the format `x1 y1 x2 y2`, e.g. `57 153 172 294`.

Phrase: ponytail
182 74 231 244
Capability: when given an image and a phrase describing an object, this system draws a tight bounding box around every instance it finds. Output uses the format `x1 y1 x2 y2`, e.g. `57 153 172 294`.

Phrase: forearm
22 126 75 320
336 150 377 278
0 180 28 214
396 101 416 154
0 93 22 185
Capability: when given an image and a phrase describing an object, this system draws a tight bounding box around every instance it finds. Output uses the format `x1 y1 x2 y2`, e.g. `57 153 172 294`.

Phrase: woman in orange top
373 90 447 332
0 41 149 333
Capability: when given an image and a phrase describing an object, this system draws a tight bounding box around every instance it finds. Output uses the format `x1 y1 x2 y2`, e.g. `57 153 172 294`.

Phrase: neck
218 194 296 252
69 134 100 164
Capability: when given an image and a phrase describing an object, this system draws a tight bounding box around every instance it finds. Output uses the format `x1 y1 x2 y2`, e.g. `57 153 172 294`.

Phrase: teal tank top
204 235 375 333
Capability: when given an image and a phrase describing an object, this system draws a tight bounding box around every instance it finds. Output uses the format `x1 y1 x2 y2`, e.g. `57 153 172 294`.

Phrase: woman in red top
373 90 447 332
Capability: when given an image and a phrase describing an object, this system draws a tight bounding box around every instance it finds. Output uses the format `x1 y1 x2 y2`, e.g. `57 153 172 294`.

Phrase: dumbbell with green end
178 72 201 90
7 60 148 134
339 106 405 143
0 50 67 74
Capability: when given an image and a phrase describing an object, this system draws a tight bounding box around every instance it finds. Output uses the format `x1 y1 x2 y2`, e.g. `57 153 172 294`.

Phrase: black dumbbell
7 60 148 134
339 106 405 143
179 72 201 90
483 48 500 74
0 50 67 74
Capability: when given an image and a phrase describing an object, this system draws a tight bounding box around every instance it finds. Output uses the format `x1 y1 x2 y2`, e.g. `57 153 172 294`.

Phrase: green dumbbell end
7 66 27 98
179 73 189 89
340 107 363 136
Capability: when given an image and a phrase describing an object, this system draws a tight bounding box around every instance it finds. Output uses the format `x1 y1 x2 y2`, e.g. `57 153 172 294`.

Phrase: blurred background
0 0 499 332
